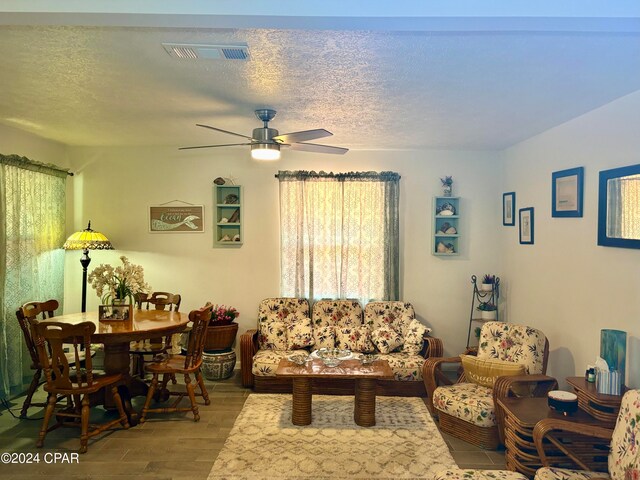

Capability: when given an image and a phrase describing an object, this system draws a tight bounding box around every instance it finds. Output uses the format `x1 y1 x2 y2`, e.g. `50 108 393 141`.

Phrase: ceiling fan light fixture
251 143 281 161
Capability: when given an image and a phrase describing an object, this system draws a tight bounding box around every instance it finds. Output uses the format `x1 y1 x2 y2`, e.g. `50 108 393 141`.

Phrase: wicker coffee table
275 358 393 427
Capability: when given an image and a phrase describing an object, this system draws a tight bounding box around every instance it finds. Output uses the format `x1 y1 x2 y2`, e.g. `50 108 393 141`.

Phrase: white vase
480 283 493 292
480 310 497 321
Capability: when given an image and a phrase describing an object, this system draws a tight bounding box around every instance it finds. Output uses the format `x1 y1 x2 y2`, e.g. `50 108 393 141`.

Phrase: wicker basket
204 322 239 351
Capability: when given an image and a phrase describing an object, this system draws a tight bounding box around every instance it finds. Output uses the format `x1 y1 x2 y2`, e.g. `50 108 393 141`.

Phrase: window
278 171 400 304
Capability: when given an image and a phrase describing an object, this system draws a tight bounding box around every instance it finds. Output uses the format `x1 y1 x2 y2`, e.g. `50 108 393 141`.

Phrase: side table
566 376 626 426
498 396 609 478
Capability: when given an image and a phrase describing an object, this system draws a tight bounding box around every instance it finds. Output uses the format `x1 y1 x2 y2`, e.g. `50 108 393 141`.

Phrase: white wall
0 123 69 166
502 90 640 389
64 146 503 359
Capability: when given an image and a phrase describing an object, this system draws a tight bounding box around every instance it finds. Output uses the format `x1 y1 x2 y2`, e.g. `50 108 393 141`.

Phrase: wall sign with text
148 205 204 233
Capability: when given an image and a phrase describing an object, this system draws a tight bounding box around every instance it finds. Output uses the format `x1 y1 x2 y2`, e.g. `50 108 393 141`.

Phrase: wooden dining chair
129 292 182 379
31 320 130 453
140 303 213 423
15 299 60 418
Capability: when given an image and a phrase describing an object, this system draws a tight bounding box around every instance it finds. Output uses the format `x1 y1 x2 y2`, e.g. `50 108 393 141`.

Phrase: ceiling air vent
162 43 249 60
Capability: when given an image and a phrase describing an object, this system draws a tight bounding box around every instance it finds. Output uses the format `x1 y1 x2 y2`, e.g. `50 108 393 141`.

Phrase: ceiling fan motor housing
252 127 279 144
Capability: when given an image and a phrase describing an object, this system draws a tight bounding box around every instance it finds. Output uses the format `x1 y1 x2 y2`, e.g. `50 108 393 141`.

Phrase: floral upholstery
286 314 315 349
371 326 404 354
258 321 288 350
312 299 363 328
402 318 431 355
477 322 546 375
257 298 310 350
258 298 310 324
336 326 375 352
364 301 415 332
433 382 495 427
313 325 335 349
252 349 309 377
534 468 609 480
377 353 426 381
534 389 639 480
434 469 527 480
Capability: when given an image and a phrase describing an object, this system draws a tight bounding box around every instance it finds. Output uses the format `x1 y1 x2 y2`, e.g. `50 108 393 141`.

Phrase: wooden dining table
41 308 190 425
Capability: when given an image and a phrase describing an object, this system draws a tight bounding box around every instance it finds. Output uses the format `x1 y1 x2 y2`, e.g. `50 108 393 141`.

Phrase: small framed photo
503 192 516 226
99 304 132 321
552 167 584 217
519 207 534 245
149 205 204 233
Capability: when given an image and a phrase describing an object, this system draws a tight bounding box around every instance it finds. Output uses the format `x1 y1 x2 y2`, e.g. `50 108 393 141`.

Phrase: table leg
103 342 146 426
354 378 377 427
291 377 312 426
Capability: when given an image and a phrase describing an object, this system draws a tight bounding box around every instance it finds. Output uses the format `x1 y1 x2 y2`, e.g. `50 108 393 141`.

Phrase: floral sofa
240 298 443 396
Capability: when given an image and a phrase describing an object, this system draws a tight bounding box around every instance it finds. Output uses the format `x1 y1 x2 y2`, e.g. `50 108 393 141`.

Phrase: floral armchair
423 321 556 449
433 389 640 480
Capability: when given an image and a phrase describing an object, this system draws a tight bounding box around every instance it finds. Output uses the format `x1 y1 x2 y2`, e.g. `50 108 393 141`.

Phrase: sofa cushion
313 325 335 349
370 326 404 354
460 354 526 388
401 318 431 355
252 349 309 377
477 321 546 375
376 352 426 381
285 314 315 349
258 321 288 350
312 299 363 328
336 326 374 353
364 301 415 332
258 297 310 324
433 382 495 427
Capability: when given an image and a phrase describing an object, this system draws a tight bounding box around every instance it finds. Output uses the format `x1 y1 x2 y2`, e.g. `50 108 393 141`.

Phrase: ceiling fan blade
289 143 349 155
196 124 255 141
179 143 253 150
273 129 332 144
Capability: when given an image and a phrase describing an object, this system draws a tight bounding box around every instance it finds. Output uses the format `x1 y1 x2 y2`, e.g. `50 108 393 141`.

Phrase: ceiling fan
179 109 348 160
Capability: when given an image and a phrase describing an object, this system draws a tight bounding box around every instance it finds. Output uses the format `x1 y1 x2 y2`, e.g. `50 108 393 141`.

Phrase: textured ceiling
0 22 639 150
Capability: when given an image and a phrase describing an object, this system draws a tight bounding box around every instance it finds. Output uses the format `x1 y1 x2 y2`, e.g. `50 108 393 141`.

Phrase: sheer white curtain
0 155 67 400
278 171 399 305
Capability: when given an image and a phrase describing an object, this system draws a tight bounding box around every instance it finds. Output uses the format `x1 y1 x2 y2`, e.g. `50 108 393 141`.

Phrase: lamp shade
63 221 114 251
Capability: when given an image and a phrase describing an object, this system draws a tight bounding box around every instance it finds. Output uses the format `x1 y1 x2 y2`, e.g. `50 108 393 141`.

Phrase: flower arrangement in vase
88 256 151 305
205 305 240 351
440 176 453 197
209 305 239 326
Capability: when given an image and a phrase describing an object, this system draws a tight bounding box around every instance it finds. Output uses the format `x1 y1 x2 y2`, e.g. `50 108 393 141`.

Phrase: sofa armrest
422 356 463 415
420 334 444 359
493 374 558 444
240 329 258 387
533 417 613 471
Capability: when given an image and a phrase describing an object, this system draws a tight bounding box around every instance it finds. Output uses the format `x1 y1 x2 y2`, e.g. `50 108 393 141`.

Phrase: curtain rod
0 154 73 178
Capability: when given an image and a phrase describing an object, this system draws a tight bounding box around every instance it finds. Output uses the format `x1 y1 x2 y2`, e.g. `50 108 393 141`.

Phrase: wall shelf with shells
433 196 460 256
214 183 243 248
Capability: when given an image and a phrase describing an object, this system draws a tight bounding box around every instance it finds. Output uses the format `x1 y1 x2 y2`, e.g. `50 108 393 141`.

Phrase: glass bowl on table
287 354 310 366
315 348 352 367
359 353 378 365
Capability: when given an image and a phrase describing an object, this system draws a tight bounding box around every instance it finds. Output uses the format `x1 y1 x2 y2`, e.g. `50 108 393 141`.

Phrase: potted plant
204 305 240 351
480 274 495 292
477 302 497 321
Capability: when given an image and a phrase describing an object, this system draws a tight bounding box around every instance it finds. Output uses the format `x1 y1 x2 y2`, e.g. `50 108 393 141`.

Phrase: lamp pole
80 247 91 313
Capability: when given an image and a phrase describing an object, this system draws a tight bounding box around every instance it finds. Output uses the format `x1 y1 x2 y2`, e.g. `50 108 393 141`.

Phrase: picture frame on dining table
99 304 132 321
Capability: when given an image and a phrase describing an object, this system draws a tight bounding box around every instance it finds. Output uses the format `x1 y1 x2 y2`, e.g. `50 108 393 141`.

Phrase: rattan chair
140 303 213 423
423 321 556 449
129 292 181 378
31 320 129 453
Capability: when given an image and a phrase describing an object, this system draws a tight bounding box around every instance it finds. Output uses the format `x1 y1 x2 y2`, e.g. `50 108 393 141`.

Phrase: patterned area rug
208 394 455 480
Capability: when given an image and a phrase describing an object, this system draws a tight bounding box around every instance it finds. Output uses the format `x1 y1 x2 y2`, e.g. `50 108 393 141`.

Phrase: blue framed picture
503 192 515 226
519 207 534 244
552 167 584 217
597 163 640 249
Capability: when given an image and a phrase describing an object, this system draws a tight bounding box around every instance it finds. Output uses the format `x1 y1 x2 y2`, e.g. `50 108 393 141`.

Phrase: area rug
208 394 455 480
